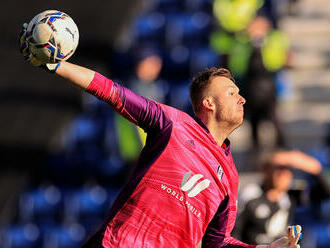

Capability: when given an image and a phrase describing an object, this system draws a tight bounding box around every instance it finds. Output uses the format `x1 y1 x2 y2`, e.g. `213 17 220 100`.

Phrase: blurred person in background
128 43 168 104
116 44 169 164
211 0 292 152
233 150 330 244
243 14 290 149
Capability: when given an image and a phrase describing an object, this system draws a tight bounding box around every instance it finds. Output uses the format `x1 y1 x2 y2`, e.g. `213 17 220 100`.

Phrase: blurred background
0 0 329 247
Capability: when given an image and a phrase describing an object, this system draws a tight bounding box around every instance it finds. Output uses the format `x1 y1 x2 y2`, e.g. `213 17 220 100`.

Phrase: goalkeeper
20 24 302 248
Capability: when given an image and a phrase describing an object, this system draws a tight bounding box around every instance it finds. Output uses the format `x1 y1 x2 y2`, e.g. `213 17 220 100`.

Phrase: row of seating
18 184 119 226
149 0 213 14
1 222 87 248
133 11 213 45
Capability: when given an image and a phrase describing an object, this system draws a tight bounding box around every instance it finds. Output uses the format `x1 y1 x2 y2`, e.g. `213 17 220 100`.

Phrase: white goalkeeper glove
256 225 302 248
19 23 61 73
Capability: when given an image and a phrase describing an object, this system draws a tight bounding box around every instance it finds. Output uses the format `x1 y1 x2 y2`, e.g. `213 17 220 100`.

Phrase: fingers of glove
287 225 302 245
19 23 28 37
20 41 29 55
293 225 302 244
19 23 30 56
295 225 302 234
19 23 28 46
294 233 302 245
27 54 43 67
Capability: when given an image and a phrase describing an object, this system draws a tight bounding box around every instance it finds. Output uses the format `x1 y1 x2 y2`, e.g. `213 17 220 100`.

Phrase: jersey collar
194 116 231 155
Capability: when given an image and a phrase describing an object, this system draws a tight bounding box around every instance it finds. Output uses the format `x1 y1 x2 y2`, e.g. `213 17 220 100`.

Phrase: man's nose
239 95 246 105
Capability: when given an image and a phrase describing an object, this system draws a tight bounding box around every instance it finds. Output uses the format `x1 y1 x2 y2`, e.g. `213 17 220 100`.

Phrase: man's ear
202 96 215 111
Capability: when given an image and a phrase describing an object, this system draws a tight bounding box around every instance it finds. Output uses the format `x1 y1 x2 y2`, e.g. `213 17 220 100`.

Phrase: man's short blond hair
189 67 235 114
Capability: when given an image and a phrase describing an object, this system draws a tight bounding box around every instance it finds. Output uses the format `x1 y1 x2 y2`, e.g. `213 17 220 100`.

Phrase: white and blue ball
26 10 79 64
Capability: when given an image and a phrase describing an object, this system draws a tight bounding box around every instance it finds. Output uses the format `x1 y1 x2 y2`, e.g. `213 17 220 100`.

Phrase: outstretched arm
19 23 170 131
55 62 170 131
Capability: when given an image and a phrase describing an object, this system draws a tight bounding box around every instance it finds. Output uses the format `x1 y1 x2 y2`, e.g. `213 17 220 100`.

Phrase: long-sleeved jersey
82 72 257 248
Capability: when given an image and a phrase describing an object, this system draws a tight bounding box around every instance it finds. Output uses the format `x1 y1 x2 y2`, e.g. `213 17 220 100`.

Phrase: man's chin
237 120 244 128
231 118 244 130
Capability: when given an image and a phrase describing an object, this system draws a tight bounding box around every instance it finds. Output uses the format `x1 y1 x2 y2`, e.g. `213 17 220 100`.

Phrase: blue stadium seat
103 117 120 156
48 111 124 180
82 94 114 119
62 115 106 168
63 184 110 223
19 185 62 225
321 199 330 220
189 46 222 75
162 45 191 80
1 223 41 248
168 80 192 112
311 146 330 169
313 222 330 248
65 115 104 147
184 0 214 13
166 12 212 46
134 12 166 43
152 0 184 13
42 222 86 248
109 49 135 80
96 155 125 177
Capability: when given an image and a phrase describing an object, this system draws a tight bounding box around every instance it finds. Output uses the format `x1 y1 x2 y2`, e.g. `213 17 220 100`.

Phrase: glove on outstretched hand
256 225 302 248
19 23 60 73
287 225 302 248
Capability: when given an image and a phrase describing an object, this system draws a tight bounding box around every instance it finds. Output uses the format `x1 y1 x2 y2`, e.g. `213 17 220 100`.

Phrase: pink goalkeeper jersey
82 72 256 248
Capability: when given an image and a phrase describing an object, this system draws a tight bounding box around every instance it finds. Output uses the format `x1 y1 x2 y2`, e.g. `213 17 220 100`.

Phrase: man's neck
200 117 233 146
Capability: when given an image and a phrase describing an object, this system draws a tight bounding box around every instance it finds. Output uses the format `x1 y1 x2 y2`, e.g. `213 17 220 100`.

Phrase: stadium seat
189 45 221 75
162 45 191 80
166 12 212 46
1 223 41 248
321 199 330 220
184 0 214 13
313 222 330 248
103 117 121 155
63 184 110 223
311 146 330 170
133 12 166 43
65 115 104 147
96 155 125 178
108 49 135 80
42 222 86 248
62 115 106 168
48 110 125 181
168 80 192 113
151 0 184 13
82 94 114 119
19 185 62 225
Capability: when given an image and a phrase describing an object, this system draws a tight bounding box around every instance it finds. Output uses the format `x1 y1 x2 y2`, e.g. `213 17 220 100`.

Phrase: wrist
45 63 61 73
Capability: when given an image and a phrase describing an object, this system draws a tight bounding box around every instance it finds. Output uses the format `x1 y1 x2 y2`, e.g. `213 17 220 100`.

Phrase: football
26 10 79 64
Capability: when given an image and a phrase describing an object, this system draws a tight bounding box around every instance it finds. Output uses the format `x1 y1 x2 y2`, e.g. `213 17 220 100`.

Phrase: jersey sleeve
202 232 257 248
202 196 257 248
220 237 257 248
85 72 170 132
